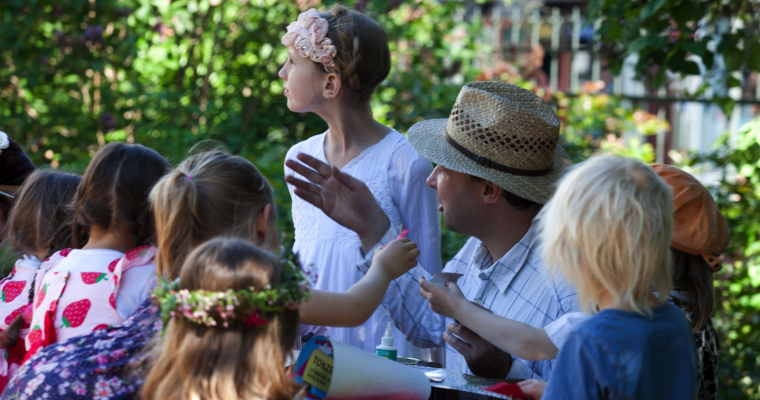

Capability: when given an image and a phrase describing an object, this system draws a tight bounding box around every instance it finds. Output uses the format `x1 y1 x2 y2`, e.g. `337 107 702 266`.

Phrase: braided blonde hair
318 5 390 102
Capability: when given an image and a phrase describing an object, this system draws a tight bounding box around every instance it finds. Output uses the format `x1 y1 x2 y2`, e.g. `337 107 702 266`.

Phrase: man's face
426 165 481 235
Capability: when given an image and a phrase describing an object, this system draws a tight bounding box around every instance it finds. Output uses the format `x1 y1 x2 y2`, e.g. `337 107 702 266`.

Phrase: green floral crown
152 250 312 329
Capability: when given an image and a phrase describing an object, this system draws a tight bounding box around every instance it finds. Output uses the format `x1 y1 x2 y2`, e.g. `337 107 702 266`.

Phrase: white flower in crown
0 131 8 156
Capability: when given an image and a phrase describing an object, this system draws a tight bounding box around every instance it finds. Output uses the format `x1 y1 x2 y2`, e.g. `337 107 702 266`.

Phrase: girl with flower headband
2 149 419 400
281 5 443 359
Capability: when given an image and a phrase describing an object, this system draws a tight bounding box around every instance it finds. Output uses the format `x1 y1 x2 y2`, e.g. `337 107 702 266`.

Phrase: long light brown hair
142 237 300 400
0 170 81 349
149 151 278 280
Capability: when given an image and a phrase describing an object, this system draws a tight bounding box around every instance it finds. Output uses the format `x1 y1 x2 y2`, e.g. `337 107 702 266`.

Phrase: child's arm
300 238 420 327
419 278 559 360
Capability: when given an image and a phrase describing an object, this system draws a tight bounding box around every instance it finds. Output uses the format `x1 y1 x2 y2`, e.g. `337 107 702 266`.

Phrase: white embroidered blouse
285 130 442 356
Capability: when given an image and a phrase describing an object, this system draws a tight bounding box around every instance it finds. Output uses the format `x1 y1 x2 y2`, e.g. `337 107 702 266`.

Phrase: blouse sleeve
388 143 443 276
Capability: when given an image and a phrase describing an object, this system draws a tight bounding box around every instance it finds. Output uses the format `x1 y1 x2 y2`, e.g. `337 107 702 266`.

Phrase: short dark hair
470 175 541 211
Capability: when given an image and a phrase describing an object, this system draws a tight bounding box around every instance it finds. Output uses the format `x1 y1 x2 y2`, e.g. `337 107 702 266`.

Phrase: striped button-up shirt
361 221 580 380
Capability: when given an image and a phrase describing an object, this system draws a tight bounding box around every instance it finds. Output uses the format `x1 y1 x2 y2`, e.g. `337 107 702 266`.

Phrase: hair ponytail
149 151 277 280
152 171 199 280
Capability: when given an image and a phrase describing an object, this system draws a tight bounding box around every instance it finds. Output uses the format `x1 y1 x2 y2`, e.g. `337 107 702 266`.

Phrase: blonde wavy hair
538 155 673 315
141 237 300 400
149 151 278 280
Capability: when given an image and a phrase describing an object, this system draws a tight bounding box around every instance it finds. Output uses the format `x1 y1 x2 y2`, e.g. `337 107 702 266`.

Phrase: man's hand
444 322 513 379
285 153 390 250
419 276 467 319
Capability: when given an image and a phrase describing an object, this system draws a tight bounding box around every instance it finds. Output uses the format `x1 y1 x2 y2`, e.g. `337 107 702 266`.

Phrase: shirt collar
470 220 541 295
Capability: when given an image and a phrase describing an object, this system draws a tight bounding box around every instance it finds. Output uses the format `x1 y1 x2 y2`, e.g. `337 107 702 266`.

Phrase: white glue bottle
375 322 397 361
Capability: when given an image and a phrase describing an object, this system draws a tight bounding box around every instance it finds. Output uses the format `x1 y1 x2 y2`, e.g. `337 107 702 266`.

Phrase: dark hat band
444 130 552 177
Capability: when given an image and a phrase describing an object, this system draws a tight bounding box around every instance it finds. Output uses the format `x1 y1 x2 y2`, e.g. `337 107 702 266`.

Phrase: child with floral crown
0 170 80 391
3 149 420 400
281 5 443 360
23 143 170 362
143 234 417 400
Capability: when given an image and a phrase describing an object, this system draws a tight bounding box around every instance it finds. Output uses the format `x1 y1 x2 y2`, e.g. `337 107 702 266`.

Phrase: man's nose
426 167 439 189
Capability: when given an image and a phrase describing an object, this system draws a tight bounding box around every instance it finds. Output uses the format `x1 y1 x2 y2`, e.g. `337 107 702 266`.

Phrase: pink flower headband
281 8 343 73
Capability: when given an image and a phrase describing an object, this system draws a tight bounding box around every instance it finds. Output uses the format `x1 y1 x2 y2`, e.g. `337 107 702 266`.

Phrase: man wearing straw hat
285 81 580 380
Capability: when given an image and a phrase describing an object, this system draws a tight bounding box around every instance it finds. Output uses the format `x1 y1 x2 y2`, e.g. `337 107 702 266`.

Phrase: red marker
396 230 409 239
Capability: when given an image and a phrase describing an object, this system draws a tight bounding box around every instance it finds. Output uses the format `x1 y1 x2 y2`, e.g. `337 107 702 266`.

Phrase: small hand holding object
418 276 467 319
517 379 546 400
372 235 420 281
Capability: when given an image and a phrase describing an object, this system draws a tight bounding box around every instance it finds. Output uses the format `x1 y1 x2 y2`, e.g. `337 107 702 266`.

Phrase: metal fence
467 0 759 165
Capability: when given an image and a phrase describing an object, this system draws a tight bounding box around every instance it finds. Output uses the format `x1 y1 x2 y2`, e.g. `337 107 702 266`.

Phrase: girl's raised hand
371 238 420 281
285 153 390 250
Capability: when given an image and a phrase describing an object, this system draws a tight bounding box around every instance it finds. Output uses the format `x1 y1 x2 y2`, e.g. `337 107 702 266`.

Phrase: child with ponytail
4 150 420 400
281 5 443 359
23 142 170 361
0 170 80 390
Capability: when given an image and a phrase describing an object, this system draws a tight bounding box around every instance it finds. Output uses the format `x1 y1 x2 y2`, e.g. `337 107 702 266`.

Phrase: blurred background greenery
0 0 758 397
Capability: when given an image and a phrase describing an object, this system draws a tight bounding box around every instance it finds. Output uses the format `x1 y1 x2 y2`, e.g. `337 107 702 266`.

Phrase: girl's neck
319 99 390 169
82 225 138 254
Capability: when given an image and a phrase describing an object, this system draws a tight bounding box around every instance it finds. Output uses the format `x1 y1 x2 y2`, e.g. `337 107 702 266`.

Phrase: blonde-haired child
0 170 80 390
281 5 442 359
143 235 415 400
516 155 697 400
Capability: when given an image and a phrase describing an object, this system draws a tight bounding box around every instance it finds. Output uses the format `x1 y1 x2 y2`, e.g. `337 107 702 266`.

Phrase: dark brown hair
142 238 300 400
5 170 81 257
470 175 541 211
0 170 81 349
317 5 391 102
671 248 715 333
71 142 170 248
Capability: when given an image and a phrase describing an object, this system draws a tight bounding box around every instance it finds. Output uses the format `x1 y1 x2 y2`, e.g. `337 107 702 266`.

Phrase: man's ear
322 72 342 99
482 180 503 205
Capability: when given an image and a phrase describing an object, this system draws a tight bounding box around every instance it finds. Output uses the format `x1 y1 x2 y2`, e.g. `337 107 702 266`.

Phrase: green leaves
639 0 669 20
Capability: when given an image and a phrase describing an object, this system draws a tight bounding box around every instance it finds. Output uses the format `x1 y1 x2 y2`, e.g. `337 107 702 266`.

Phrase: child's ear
255 204 272 247
322 72 342 99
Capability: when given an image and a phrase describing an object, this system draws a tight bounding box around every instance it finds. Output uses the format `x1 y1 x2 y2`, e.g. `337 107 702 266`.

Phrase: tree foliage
588 0 760 116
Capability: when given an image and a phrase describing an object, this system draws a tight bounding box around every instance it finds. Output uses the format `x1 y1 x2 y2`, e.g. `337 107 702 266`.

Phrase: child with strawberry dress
23 143 170 362
0 170 80 391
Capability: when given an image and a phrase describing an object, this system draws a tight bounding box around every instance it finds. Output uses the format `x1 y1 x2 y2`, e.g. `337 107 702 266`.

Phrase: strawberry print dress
24 246 157 363
0 255 42 392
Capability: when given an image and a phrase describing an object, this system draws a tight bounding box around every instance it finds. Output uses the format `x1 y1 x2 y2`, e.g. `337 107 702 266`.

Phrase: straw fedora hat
408 81 572 204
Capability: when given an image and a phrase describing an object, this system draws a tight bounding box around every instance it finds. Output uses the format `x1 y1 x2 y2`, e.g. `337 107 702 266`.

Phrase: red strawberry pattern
1 281 25 303
108 259 119 273
59 248 72 257
125 246 149 261
61 300 91 328
92 324 110 332
4 305 27 326
27 326 42 346
109 292 116 309
81 273 108 285
35 283 49 309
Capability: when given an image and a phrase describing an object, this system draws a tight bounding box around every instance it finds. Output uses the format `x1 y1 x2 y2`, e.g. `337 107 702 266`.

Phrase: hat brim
408 118 572 204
